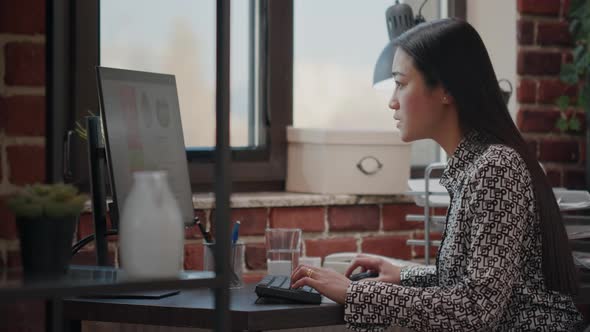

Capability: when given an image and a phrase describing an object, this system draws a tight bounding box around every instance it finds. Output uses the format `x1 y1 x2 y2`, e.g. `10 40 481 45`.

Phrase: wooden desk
63 283 345 331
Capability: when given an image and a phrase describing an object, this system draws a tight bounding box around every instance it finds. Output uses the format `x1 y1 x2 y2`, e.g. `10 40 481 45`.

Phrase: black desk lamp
373 0 427 90
372 1 513 104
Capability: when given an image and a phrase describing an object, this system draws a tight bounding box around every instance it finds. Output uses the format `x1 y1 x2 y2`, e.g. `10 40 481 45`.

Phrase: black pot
16 216 76 280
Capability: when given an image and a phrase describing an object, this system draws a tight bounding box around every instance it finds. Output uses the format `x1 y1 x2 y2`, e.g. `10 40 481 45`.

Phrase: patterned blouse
344 131 584 331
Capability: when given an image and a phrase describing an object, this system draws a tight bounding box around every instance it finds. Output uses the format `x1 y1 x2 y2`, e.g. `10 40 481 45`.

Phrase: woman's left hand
290 265 351 304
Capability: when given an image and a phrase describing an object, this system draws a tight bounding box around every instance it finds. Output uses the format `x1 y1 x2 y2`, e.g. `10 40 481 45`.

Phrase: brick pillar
0 0 47 330
516 0 585 189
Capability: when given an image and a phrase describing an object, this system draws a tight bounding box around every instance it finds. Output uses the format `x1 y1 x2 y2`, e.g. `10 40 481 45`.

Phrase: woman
290 18 584 331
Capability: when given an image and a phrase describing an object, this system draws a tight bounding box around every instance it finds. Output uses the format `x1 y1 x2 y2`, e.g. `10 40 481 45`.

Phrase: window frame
185 0 270 162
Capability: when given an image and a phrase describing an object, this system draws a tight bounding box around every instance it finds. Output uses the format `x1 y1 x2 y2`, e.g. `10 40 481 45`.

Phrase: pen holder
203 242 244 289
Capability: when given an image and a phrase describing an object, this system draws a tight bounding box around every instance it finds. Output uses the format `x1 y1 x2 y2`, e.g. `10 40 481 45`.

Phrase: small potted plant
7 183 87 280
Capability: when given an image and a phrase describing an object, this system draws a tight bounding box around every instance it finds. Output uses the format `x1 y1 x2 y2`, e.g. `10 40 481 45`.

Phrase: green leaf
556 95 570 110
5 183 87 218
556 117 569 132
569 116 582 131
569 0 585 12
579 83 590 110
560 64 579 84
6 195 43 218
570 19 581 34
575 53 590 75
578 91 589 109
580 23 590 39
574 44 586 61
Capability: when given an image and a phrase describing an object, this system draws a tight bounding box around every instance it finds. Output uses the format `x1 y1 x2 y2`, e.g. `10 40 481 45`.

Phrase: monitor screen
97 67 194 226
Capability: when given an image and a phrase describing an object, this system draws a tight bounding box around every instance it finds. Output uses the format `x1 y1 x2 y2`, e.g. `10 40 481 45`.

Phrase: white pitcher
119 171 184 279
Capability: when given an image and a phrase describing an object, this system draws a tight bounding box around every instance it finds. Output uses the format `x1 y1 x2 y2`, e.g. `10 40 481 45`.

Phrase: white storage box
286 127 411 194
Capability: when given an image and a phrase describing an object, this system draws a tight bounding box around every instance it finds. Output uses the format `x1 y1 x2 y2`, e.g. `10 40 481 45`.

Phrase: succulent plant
7 183 88 219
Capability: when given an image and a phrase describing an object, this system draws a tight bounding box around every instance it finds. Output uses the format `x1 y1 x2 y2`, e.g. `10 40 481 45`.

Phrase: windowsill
86 192 415 213
192 191 415 209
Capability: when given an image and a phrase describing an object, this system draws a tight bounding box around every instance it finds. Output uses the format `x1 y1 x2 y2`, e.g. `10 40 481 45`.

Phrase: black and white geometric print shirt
344 131 584 331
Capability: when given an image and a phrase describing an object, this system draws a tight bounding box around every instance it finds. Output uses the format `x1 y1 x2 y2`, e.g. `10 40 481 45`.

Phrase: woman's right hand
344 254 402 284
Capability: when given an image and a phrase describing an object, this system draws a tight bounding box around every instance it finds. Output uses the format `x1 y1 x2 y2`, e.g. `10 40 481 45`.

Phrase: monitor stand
71 116 115 265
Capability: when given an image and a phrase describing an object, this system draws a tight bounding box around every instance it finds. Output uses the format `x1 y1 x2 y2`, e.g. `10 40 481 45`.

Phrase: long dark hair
395 18 577 295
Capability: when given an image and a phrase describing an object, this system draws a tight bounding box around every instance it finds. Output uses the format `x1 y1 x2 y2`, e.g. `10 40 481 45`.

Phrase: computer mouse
348 271 379 281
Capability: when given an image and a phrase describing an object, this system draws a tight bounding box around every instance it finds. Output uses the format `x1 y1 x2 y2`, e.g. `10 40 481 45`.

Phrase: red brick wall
72 203 444 284
516 0 585 188
174 204 445 283
0 0 47 330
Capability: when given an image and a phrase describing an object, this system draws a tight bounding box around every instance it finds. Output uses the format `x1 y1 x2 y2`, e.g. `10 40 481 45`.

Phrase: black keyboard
255 275 322 304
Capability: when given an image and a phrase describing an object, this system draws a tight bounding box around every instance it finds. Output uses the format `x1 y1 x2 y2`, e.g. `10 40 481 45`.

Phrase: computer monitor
96 67 194 226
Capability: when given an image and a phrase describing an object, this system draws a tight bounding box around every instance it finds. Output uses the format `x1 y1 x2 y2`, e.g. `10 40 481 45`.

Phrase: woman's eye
395 81 404 88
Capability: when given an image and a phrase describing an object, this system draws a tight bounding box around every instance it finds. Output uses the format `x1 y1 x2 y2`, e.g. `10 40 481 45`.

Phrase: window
100 0 259 149
293 0 450 175
71 0 293 191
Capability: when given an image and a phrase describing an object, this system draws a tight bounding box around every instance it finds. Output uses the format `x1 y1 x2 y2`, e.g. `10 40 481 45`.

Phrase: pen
231 220 241 245
230 221 241 285
196 219 212 243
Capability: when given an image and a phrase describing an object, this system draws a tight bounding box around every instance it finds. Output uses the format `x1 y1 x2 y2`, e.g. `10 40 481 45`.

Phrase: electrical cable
416 0 429 24
71 230 118 256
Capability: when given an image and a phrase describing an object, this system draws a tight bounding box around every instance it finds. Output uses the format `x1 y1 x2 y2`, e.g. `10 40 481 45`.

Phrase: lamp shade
373 1 416 90
372 40 396 90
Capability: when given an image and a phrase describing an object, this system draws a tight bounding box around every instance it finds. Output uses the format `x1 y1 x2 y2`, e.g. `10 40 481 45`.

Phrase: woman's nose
389 96 400 110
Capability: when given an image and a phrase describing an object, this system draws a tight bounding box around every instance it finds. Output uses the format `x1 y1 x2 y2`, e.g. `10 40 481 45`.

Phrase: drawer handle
356 156 383 175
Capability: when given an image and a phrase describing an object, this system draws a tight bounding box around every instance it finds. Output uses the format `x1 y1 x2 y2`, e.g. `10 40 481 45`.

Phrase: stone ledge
192 191 415 209
88 192 417 213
